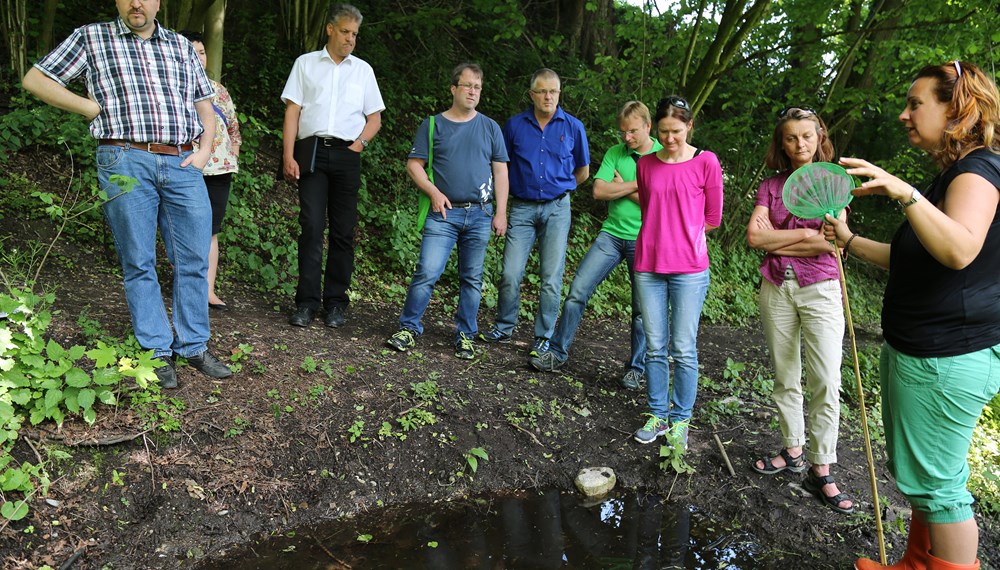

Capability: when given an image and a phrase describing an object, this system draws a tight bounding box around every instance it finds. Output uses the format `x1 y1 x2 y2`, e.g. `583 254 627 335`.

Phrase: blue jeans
635 269 710 421
494 195 572 338
399 204 493 340
96 145 212 359
549 231 645 372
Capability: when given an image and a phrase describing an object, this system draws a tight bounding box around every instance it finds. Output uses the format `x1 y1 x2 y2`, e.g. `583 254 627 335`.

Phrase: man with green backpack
385 63 509 359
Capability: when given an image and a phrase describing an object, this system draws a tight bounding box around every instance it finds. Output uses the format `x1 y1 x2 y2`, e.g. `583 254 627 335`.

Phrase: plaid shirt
35 17 214 145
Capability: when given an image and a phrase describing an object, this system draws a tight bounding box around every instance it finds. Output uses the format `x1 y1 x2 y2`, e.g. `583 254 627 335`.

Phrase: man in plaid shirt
22 0 233 388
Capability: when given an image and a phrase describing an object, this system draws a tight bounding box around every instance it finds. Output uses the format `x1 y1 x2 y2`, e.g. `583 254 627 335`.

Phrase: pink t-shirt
634 150 723 274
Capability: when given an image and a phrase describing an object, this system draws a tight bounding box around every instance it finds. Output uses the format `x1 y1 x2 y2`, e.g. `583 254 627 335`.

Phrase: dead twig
509 422 544 447
714 433 736 477
66 428 153 447
142 432 156 490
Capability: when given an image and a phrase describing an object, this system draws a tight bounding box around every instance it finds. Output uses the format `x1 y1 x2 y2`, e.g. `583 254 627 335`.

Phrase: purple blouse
755 172 840 287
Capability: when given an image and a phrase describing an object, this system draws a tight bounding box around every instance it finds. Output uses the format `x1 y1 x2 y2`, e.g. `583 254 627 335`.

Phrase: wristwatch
900 187 922 209
358 137 369 149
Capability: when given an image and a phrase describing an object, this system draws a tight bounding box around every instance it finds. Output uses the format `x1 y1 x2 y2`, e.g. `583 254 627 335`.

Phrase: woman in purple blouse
746 107 853 514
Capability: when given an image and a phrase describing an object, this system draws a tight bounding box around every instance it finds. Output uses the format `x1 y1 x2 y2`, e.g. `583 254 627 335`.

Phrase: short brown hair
451 63 483 86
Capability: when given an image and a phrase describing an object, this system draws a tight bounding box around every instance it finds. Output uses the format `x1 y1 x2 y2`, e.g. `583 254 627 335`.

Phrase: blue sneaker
529 337 550 357
477 326 512 343
634 415 669 444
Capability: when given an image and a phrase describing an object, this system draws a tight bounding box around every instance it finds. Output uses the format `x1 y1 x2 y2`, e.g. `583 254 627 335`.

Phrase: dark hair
328 4 363 25
914 60 1000 167
179 30 203 43
654 96 692 124
530 68 560 90
764 108 835 171
451 63 483 86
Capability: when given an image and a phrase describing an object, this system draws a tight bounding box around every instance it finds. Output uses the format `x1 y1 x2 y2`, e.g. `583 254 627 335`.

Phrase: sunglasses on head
658 96 690 111
778 106 817 118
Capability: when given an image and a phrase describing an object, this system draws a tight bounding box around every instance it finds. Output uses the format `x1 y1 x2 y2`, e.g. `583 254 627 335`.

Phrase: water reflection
200 489 760 569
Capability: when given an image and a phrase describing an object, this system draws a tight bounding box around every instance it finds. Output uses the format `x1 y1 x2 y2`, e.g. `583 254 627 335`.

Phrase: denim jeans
399 204 493 339
96 144 211 359
635 269 710 421
494 195 572 338
296 145 361 310
549 231 644 372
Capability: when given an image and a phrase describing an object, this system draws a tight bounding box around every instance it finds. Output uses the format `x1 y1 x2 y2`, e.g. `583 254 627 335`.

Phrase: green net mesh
781 162 854 220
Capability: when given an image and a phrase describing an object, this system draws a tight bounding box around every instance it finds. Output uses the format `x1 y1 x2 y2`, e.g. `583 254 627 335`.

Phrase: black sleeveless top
882 148 1000 357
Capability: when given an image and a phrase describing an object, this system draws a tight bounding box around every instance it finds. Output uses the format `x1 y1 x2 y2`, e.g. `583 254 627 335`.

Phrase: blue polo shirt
503 106 590 201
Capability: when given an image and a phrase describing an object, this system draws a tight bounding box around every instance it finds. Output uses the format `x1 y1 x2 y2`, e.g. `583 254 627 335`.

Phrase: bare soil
1 149 997 569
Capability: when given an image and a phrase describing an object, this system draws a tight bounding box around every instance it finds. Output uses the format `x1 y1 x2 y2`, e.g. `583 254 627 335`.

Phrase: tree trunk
2 0 28 79
203 0 226 81
39 0 58 54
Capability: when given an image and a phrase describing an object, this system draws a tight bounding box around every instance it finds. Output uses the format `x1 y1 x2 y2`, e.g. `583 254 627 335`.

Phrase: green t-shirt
594 140 662 240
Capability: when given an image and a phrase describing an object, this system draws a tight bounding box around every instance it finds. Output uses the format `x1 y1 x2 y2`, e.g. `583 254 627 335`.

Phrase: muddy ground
0 150 997 569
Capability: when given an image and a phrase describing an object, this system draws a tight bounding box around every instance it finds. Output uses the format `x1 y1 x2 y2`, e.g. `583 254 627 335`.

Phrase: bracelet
844 234 857 255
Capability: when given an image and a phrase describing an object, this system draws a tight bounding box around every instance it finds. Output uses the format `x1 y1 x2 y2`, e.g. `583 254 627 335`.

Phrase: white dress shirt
280 50 385 141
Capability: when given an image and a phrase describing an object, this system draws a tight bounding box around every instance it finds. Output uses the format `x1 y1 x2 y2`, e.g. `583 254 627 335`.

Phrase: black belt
319 137 353 147
451 201 488 209
513 192 569 203
99 139 193 155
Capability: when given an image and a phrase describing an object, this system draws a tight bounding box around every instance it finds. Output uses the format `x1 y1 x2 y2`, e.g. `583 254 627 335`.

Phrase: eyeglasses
530 89 561 96
456 82 483 92
778 106 816 118
619 128 644 138
657 96 690 110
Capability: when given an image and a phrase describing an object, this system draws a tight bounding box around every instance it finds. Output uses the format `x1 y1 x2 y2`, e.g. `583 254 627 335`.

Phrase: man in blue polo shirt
530 101 660 389
479 68 590 356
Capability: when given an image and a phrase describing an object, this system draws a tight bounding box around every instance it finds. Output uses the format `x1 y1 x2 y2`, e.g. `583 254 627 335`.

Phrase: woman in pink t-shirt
631 96 723 448
746 108 853 515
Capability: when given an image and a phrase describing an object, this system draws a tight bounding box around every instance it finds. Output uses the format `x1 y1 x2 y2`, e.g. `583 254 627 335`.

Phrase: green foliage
463 447 489 475
0 287 172 523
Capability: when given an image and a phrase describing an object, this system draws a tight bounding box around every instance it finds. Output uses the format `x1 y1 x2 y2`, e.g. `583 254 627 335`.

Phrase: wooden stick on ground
713 433 736 477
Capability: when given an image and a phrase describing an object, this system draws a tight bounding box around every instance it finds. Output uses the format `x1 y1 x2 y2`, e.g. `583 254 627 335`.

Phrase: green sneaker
386 328 416 352
669 420 690 451
455 332 475 360
634 415 669 444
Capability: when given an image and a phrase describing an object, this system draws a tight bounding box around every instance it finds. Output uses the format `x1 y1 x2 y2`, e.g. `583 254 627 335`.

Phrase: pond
200 488 762 569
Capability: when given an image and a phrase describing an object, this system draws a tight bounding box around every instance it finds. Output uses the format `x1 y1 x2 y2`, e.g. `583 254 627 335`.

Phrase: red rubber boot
854 516 929 570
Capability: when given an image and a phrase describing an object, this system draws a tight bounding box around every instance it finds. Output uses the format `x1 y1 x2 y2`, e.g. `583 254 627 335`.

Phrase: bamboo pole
834 244 887 565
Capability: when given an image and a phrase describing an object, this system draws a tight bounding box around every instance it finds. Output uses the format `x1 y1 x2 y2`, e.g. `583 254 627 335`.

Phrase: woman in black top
825 61 1000 570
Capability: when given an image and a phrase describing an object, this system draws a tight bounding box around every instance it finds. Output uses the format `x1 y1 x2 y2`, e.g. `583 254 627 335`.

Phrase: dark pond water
200 489 762 569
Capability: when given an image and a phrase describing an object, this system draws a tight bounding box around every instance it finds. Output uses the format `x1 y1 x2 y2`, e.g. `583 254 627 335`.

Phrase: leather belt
99 139 194 156
451 201 487 209
512 192 569 204
319 137 353 147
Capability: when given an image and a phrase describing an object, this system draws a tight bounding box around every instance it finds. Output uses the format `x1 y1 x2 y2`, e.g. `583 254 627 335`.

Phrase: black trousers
295 145 361 310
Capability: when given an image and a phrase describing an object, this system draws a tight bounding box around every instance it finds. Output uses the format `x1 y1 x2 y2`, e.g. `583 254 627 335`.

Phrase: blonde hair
618 101 651 125
916 60 1000 167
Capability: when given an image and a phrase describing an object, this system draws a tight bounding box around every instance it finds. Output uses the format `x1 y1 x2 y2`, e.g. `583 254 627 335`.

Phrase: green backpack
416 115 435 231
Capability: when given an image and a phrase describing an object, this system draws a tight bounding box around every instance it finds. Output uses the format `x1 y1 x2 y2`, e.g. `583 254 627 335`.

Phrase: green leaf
87 345 117 368
467 456 478 473
77 388 96 410
45 338 66 360
68 345 86 361
9 388 31 406
83 408 96 425
1 469 28 491
91 368 120 386
64 367 91 388
63 390 80 414
1 500 29 521
44 388 64 411
96 388 116 405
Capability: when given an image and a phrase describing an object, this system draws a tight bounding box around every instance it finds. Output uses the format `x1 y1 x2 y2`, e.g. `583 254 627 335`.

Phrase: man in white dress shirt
281 3 385 328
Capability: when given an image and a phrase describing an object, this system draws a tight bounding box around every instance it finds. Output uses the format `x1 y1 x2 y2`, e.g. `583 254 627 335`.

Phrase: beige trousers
759 275 845 464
